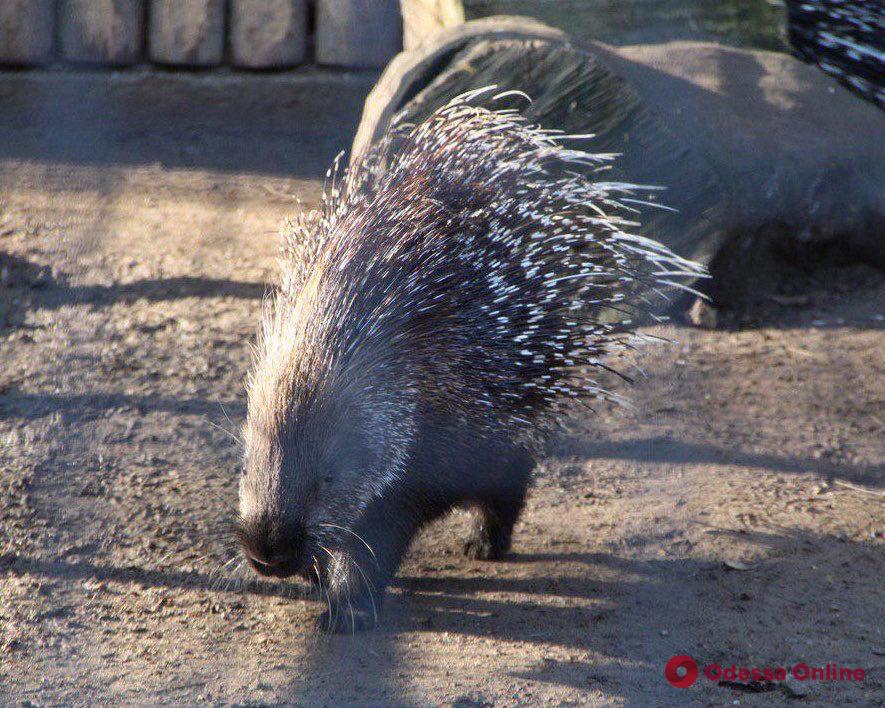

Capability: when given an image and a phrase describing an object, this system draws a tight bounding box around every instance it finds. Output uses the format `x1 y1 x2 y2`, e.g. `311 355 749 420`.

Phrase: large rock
149 0 224 67
316 0 402 68
352 17 569 160
352 17 722 322
230 0 307 69
400 0 464 50
354 16 885 301
594 40 885 269
0 0 54 66
60 0 144 66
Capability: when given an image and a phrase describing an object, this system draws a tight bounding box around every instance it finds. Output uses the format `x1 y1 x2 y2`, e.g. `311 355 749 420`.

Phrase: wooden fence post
316 0 402 68
0 0 54 66
230 0 308 69
149 0 225 67
60 0 145 66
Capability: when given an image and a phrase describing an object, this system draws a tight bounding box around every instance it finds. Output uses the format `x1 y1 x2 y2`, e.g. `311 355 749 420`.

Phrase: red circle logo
665 655 699 688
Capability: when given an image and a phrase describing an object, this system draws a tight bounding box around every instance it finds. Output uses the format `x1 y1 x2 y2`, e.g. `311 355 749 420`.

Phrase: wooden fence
0 0 404 69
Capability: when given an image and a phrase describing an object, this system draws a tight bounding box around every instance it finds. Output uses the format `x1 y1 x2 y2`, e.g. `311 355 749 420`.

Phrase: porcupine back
270 92 706 450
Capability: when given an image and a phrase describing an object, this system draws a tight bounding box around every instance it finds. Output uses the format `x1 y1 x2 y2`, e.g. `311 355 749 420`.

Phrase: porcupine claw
316 608 375 634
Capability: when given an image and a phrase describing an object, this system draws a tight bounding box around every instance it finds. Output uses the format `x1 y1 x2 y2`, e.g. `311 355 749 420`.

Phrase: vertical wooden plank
60 0 144 66
149 0 225 67
0 0 54 66
316 0 402 69
230 0 308 69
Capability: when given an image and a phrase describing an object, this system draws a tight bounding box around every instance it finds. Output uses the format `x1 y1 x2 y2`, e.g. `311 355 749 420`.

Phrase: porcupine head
236 91 706 603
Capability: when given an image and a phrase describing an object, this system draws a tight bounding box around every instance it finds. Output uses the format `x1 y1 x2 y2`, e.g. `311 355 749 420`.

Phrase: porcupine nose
244 518 306 578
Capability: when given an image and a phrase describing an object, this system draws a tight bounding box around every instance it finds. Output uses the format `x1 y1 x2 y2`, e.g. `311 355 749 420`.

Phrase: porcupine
236 90 706 633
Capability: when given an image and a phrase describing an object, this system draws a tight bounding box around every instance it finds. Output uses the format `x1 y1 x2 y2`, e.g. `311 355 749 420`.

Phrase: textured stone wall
0 0 417 69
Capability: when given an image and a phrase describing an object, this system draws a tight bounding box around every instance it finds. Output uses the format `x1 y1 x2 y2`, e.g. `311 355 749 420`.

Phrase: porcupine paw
316 604 378 634
463 524 509 561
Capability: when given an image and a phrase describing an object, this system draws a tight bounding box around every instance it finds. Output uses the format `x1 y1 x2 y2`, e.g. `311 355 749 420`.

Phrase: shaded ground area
0 71 883 705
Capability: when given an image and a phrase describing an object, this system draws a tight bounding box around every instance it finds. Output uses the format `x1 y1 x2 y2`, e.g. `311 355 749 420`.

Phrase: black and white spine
265 90 708 451
785 0 884 108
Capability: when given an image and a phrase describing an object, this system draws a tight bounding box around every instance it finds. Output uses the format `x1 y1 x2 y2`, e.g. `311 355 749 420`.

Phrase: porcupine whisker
209 555 238 591
217 552 243 582
316 545 341 630
219 403 243 442
226 560 247 594
204 559 226 589
345 589 356 635
184 550 213 568
350 560 378 628
206 418 242 446
193 536 238 565
313 557 333 620
316 542 360 629
217 567 234 594
221 573 238 595
233 560 247 593
318 523 378 564
334 537 379 622
219 554 241 574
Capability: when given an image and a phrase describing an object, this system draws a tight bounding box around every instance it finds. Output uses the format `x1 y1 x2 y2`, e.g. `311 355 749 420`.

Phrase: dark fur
313 417 533 632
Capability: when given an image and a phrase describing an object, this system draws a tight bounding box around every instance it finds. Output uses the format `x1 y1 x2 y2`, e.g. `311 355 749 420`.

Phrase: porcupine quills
785 0 884 108
236 90 707 633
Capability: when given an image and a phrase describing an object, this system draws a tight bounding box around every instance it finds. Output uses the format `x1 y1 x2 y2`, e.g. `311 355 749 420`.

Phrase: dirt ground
0 72 883 706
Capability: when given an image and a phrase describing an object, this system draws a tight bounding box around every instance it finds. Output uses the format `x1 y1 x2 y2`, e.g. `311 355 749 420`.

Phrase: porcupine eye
320 454 352 489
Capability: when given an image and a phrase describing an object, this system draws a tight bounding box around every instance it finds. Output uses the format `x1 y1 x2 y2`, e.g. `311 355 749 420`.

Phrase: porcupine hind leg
463 451 533 561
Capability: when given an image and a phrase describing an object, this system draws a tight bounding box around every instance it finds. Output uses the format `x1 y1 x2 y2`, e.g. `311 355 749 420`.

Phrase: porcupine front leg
317 484 451 634
463 451 533 561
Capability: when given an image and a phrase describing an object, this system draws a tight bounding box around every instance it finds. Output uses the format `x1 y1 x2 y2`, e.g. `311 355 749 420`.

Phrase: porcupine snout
237 513 308 578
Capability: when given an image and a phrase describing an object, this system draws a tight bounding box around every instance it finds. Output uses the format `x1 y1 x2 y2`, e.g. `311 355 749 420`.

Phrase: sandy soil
0 72 883 706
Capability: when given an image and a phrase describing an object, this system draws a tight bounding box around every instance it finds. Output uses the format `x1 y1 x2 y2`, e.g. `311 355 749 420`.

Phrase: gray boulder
354 17 885 303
